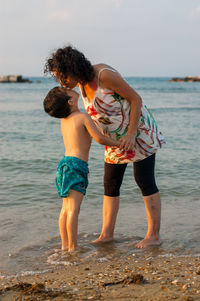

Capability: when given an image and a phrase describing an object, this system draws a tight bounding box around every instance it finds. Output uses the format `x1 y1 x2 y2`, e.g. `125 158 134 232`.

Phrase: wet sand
0 254 199 300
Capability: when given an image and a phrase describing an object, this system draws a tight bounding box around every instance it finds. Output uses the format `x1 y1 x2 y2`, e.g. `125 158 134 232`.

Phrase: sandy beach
0 253 199 300
1 77 200 300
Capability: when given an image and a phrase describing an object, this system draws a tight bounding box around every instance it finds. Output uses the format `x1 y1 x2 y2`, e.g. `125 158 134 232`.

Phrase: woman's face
53 71 78 89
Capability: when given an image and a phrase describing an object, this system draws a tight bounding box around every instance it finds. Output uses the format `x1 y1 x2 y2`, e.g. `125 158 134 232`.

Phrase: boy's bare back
61 110 120 163
61 112 92 162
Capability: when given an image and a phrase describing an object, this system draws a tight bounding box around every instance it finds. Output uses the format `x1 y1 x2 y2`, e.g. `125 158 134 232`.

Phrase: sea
0 76 199 278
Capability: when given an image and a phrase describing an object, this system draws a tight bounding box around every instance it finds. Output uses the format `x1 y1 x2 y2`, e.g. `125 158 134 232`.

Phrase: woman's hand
119 134 136 151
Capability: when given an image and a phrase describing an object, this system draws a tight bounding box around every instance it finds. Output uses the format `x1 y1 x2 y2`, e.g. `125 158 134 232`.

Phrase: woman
44 46 166 248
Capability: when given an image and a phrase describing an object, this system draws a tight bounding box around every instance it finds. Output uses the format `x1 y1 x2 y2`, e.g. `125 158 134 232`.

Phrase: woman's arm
83 113 120 147
99 68 142 151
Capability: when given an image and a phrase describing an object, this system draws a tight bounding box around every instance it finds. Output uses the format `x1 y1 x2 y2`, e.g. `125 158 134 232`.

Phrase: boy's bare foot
92 236 114 244
68 247 77 253
61 246 68 251
135 237 162 249
68 246 86 253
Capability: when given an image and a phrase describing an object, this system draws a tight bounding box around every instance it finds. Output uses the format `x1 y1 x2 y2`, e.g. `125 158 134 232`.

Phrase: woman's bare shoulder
93 63 116 72
93 64 120 88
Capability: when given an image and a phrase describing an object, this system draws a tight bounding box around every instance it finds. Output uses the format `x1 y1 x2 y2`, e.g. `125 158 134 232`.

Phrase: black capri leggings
104 153 159 197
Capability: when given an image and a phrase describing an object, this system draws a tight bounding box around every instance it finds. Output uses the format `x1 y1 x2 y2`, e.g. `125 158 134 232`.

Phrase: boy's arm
83 113 120 147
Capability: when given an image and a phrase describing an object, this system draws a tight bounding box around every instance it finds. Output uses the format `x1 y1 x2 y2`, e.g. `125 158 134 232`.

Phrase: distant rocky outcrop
169 76 200 82
0 75 32 83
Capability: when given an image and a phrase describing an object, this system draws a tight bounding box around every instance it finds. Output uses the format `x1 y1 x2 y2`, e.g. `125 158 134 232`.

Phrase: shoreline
0 254 199 300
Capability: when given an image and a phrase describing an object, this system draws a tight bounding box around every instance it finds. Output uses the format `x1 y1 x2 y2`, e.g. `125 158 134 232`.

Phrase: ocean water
0 77 199 278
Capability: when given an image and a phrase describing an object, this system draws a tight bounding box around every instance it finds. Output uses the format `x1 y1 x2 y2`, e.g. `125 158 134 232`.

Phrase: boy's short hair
43 87 71 118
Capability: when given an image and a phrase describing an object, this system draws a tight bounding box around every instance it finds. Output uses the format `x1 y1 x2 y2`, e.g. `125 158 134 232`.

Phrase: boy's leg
66 190 84 251
59 198 69 250
93 163 127 243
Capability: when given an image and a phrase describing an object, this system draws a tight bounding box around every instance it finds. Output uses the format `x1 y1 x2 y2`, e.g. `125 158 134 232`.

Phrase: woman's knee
104 162 127 197
134 154 159 196
134 174 159 196
104 178 121 196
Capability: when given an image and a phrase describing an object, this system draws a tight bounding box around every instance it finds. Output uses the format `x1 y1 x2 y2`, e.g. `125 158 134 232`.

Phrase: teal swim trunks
55 156 89 197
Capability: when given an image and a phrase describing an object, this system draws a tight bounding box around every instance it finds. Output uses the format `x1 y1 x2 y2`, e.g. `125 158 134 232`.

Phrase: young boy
43 87 120 252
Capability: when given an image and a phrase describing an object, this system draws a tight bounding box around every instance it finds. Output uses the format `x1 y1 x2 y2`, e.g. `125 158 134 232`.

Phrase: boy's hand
119 134 136 151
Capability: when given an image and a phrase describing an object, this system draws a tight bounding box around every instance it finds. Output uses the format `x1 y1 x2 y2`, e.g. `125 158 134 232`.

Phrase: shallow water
0 77 200 277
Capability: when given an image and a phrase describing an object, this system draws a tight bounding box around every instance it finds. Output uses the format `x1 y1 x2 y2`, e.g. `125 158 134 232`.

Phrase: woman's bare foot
135 237 162 249
92 236 114 244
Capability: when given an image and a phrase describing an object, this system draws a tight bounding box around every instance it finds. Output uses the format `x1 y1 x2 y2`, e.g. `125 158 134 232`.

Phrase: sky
0 0 200 77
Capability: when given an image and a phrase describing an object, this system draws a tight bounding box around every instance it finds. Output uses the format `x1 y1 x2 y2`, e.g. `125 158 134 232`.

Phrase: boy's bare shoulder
77 112 88 116
74 112 90 120
70 112 91 125
61 112 90 133
62 111 88 120
81 112 90 118
76 112 90 120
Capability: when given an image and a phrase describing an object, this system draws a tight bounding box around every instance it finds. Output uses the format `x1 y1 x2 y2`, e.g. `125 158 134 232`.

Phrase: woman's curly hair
44 46 95 85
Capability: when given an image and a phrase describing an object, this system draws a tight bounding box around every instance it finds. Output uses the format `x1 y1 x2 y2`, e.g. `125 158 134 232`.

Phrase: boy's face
59 87 79 105
66 89 79 104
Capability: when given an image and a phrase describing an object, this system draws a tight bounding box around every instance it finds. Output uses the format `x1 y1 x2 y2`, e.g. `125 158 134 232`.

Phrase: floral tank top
80 68 166 164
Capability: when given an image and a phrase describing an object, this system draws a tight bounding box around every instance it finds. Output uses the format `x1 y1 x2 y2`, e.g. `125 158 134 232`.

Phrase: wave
159 253 200 258
0 269 51 280
0 158 57 168
151 106 200 111
1 232 200 279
